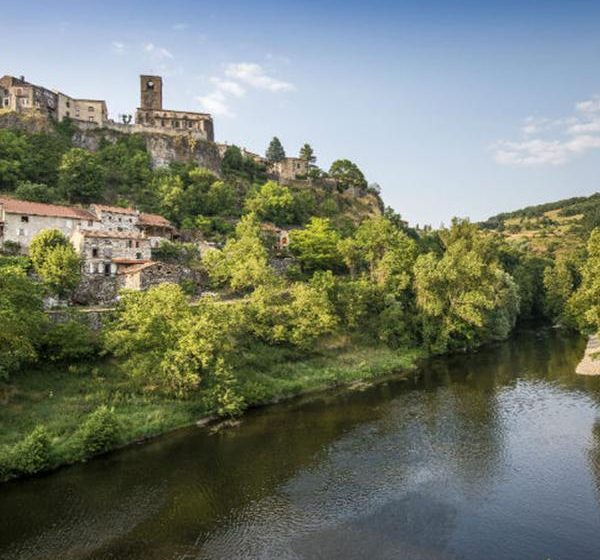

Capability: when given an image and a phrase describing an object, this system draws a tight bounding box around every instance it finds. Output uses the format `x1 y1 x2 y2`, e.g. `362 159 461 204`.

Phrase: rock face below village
72 124 222 172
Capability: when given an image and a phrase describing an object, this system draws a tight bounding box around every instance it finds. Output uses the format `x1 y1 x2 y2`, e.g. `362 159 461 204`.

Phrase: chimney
19 75 25 82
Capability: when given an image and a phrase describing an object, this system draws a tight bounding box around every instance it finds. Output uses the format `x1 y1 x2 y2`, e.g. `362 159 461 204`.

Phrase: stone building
0 75 107 125
70 229 152 277
0 198 100 252
56 92 107 125
119 261 194 291
135 75 214 141
138 212 176 247
271 157 309 182
89 204 140 232
0 75 58 119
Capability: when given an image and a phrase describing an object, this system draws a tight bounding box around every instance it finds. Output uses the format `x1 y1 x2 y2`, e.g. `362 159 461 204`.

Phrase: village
0 72 322 304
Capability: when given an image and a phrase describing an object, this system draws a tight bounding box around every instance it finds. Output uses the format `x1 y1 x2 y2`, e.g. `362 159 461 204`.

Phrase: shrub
11 426 52 475
78 406 121 456
41 320 99 362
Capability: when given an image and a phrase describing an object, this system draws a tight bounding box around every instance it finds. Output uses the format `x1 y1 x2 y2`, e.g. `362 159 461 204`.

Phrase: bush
41 320 99 362
1 240 21 256
78 406 121 456
11 426 52 475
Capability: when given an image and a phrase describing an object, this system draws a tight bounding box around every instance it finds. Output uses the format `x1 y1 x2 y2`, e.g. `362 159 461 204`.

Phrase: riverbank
0 337 423 482
576 335 600 375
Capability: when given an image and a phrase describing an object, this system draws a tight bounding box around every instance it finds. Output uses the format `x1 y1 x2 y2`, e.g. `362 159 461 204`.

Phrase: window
135 241 140 248
188 121 193 128
21 216 29 223
104 263 111 277
127 240 133 248
92 248 98 258
88 106 94 112
147 81 154 89
88 220 93 227
66 110 70 117
66 100 70 108
118 217 122 222
136 252 142 260
18 228 25 236
88 116 94 122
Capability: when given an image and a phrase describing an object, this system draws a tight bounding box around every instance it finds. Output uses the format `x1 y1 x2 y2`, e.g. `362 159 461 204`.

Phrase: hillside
0 113 384 241
480 192 600 256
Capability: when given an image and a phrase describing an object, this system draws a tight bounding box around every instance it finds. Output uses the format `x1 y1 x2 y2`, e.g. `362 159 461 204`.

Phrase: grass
0 336 423 481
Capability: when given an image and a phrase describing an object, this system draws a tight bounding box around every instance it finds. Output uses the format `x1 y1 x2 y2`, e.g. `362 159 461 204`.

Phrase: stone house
56 92 107 125
70 229 151 277
270 157 309 182
138 212 176 247
135 75 214 141
0 75 58 119
89 204 140 232
119 261 195 291
261 222 293 252
0 75 108 125
0 198 100 252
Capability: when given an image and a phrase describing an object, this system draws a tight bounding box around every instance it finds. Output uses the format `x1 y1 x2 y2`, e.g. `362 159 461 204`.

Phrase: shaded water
2 328 600 559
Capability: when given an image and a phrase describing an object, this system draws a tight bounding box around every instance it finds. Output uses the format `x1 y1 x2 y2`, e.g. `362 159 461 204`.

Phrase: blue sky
3 0 600 225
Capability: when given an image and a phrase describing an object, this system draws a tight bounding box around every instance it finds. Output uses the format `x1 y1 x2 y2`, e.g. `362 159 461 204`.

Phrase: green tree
414 220 520 353
0 266 47 379
289 217 343 273
58 148 105 202
203 214 273 291
14 181 59 203
543 255 578 323
29 229 81 296
244 181 294 225
266 137 286 162
328 159 367 192
299 143 316 164
0 129 27 190
567 228 600 333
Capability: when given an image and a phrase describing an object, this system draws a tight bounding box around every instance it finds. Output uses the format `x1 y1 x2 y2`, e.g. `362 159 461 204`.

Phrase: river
2 328 600 559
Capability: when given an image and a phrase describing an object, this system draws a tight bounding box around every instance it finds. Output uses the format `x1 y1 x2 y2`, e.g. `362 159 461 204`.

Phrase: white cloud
224 62 294 92
172 22 189 31
143 43 174 60
210 77 245 97
196 91 234 117
111 41 125 54
493 94 600 166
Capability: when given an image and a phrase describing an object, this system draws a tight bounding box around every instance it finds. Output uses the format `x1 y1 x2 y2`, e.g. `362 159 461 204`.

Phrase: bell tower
140 75 162 110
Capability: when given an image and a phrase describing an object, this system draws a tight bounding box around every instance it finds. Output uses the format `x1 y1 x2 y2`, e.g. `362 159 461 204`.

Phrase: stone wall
71 122 222 172
72 275 119 306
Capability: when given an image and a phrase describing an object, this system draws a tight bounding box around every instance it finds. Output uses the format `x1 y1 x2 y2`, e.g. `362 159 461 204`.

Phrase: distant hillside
480 192 600 256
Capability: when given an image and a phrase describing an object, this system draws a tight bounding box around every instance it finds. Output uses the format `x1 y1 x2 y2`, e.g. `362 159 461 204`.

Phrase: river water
2 328 600 559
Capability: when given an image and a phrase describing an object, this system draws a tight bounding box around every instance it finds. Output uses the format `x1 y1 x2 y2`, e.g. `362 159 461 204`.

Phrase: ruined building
135 75 214 141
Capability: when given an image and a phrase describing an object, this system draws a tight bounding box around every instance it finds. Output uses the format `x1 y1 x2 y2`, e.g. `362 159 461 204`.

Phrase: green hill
480 192 600 256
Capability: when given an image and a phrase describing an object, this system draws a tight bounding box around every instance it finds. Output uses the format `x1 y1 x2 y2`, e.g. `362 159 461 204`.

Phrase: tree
14 181 59 204
299 143 316 164
328 159 367 192
58 148 105 202
244 181 294 225
543 256 578 323
0 129 27 190
414 220 520 353
289 217 343 273
266 137 286 162
104 284 243 398
203 214 273 291
567 228 600 333
0 266 47 379
29 229 81 296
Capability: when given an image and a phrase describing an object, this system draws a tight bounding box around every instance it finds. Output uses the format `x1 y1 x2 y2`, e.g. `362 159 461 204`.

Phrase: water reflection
2 328 600 560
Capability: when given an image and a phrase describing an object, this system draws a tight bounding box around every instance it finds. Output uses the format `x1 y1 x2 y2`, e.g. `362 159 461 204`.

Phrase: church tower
140 75 162 110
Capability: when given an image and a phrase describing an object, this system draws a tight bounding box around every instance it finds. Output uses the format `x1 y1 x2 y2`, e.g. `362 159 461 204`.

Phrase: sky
3 0 600 226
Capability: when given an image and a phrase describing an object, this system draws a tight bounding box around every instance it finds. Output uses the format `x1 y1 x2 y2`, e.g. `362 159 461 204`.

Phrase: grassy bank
0 337 423 482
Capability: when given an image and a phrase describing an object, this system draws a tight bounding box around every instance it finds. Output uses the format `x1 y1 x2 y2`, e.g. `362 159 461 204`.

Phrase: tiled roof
90 204 138 216
139 213 174 228
0 197 97 221
77 229 147 240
